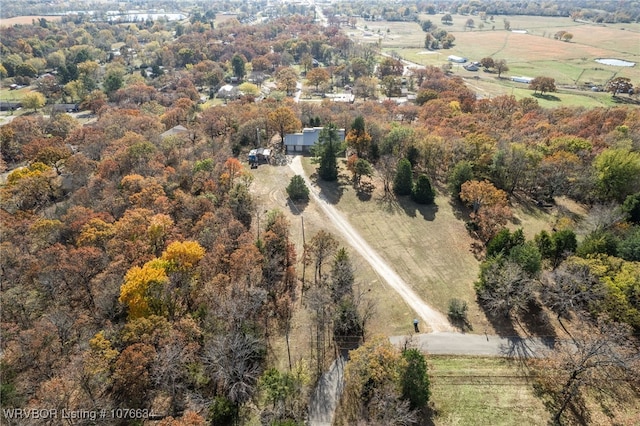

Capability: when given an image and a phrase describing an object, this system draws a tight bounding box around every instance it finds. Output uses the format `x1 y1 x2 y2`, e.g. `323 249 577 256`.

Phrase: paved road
308 356 345 426
289 156 453 332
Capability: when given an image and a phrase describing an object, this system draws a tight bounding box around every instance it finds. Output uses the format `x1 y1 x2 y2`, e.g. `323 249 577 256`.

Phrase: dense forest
1 4 640 425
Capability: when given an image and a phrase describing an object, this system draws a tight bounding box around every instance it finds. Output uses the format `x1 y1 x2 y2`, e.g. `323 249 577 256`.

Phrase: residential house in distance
284 127 346 154
160 125 189 139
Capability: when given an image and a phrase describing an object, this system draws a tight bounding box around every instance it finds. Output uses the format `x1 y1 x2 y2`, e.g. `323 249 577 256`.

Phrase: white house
284 127 346 154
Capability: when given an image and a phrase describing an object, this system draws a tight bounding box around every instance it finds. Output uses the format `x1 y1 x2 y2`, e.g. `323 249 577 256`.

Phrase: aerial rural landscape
1 0 639 425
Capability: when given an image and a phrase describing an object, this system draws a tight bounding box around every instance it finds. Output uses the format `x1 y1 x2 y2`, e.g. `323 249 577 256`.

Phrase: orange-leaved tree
460 180 512 243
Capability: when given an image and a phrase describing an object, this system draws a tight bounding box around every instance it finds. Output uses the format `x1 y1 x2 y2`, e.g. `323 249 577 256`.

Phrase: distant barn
511 76 534 84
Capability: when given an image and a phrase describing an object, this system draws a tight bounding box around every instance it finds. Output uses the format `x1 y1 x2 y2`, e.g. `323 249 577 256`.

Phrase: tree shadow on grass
310 171 345 205
478 295 519 338
448 315 473 333
287 197 308 215
515 300 558 344
448 195 472 223
375 192 403 214
393 196 438 221
355 180 374 201
611 96 640 105
533 93 561 102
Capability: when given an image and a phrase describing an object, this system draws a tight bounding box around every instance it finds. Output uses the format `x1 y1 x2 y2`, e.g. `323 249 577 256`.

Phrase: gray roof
284 127 345 147
161 125 189 139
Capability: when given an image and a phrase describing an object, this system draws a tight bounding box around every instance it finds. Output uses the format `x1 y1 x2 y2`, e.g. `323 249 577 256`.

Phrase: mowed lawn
248 159 421 344
300 157 490 334
428 356 548 426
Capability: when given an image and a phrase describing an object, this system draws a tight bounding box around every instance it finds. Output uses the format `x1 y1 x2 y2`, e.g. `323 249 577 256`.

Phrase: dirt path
289 156 454 333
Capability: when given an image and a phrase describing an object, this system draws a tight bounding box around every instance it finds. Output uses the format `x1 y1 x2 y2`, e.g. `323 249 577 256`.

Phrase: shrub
448 298 468 323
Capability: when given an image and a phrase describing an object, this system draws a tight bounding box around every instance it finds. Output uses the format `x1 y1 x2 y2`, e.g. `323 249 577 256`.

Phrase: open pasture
357 15 639 105
0 15 62 26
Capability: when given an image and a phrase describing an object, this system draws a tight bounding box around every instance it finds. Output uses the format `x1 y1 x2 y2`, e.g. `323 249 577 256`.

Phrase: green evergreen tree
393 158 413 196
411 174 435 204
286 175 309 202
231 54 246 80
448 160 474 197
312 124 341 181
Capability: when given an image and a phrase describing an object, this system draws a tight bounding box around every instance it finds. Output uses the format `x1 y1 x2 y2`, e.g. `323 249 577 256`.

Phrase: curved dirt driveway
289 156 454 333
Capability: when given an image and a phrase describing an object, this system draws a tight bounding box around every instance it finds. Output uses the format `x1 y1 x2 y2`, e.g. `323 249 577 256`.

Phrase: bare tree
534 318 640 425
377 154 398 195
581 202 626 234
478 261 535 318
368 383 418 425
305 286 333 374
308 230 338 286
203 332 265 406
540 261 605 335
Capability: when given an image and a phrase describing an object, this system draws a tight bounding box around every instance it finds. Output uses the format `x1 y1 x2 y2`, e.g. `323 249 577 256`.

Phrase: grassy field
299 157 491 334
428 356 547 425
0 15 62 26
352 15 640 107
248 158 419 371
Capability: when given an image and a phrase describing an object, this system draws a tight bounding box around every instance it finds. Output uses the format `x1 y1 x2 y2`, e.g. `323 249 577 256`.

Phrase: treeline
325 0 639 22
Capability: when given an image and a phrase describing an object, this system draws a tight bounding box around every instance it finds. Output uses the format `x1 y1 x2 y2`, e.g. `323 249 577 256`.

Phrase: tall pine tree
313 124 341 181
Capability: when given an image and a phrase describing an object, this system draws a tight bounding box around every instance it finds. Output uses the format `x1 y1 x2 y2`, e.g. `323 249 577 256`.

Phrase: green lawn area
0 86 33 102
428 356 547 426
300 157 490 334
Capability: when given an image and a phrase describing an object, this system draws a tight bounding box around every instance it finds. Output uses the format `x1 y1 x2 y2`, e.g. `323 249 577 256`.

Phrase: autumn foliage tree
529 76 556 95
268 106 301 148
306 67 330 92
345 115 372 158
460 180 512 243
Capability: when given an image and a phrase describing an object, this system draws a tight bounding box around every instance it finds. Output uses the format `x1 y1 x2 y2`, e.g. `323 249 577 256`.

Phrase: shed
511 76 534 84
248 148 271 165
284 127 346 154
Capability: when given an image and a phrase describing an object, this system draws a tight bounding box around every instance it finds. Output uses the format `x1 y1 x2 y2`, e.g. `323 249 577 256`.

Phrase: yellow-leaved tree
119 241 205 318
162 240 206 271
119 260 168 318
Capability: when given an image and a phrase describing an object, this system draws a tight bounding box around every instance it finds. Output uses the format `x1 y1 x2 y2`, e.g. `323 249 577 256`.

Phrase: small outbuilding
248 147 271 167
447 55 467 63
511 76 534 84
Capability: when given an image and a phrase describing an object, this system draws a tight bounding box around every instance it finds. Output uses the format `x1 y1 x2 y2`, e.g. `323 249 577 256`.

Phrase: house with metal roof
284 127 345 154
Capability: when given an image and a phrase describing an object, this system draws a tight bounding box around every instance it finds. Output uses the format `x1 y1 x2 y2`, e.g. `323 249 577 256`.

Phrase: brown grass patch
0 16 62 26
